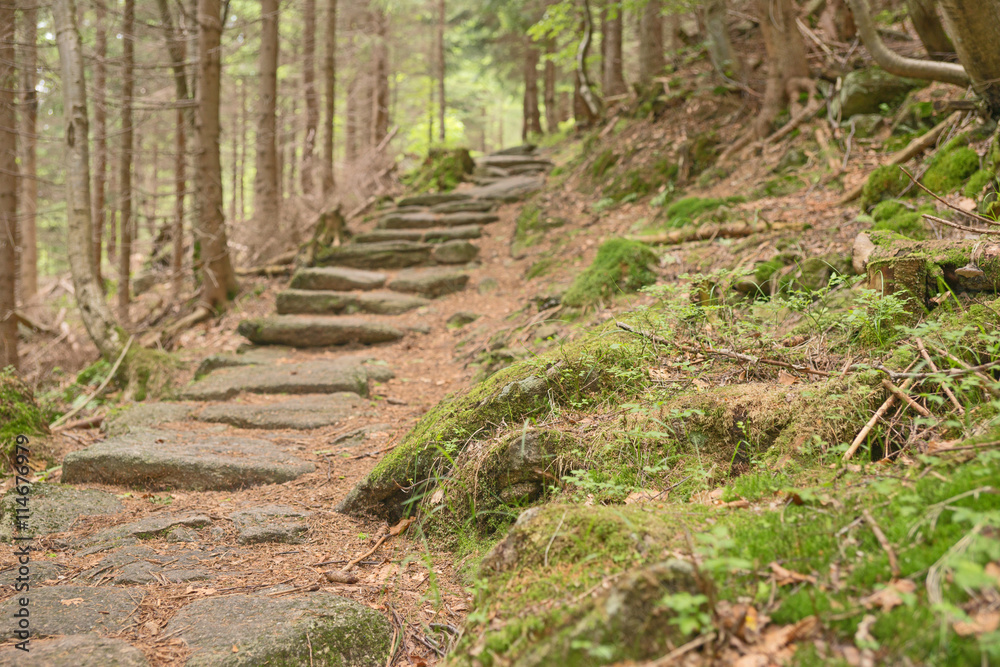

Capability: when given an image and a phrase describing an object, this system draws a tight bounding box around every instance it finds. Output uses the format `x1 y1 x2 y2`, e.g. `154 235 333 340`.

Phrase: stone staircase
236 146 553 350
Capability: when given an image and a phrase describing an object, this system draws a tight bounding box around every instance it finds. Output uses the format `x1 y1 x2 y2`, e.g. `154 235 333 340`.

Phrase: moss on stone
659 196 744 228
963 169 993 199
403 148 475 193
0 369 48 457
922 146 980 194
861 165 909 209
562 239 658 307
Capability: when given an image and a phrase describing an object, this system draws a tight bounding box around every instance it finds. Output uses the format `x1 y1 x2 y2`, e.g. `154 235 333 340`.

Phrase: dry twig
863 509 900 578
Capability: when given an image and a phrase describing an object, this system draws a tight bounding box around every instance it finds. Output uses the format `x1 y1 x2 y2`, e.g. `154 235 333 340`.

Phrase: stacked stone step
472 144 554 185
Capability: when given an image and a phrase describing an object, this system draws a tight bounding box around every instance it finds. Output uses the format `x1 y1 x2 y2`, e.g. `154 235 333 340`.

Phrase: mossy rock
861 165 910 209
869 199 932 240
403 148 475 193
922 146 981 194
963 169 993 198
0 368 49 457
832 67 926 119
659 196 743 228
562 239 658 307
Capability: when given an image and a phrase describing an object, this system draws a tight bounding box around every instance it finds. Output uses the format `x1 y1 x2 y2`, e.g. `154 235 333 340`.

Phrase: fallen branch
881 379 931 418
862 509 901 578
14 311 54 334
163 305 213 341
916 338 963 414
928 344 1000 398
844 378 913 461
630 220 805 246
50 336 134 430
55 414 104 431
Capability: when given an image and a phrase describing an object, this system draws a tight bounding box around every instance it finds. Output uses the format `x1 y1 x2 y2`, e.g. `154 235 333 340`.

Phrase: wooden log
630 220 804 246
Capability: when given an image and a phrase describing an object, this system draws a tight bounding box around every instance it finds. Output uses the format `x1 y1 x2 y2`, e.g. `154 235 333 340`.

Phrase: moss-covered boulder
0 368 48 457
922 145 981 194
832 67 925 119
861 164 910 209
404 148 475 193
563 239 659 307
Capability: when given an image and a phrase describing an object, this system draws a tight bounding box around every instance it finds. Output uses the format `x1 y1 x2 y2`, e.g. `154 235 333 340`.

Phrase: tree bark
755 0 812 137
639 0 665 85
118 0 135 322
819 0 857 42
19 2 38 305
252 0 281 254
196 0 238 307
602 2 627 97
346 72 358 162
239 78 246 220
576 0 601 120
92 0 107 284
0 0 16 368
437 0 446 142
905 0 954 60
544 39 558 133
522 42 542 141
302 0 319 196
372 6 390 148
322 0 337 196
845 0 969 87
52 0 123 359
703 0 740 79
938 0 1000 116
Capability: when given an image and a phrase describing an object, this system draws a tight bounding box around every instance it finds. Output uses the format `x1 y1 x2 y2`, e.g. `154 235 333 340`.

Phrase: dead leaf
778 370 800 386
769 562 817 586
232 644 239 653
429 487 445 505
953 611 1000 637
861 579 916 612
60 598 84 606
625 489 660 504
389 517 415 536
323 570 358 585
760 616 818 653
855 614 877 646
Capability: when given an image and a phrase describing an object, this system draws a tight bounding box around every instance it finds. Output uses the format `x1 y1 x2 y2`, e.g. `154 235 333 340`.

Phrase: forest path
0 148 553 666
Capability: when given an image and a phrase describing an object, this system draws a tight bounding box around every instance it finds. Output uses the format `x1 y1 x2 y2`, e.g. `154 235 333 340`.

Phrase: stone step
181 357 393 400
396 192 471 207
464 175 545 201
376 211 499 230
276 289 430 316
62 430 315 491
388 267 470 298
238 315 406 348
0 587 144 642
0 634 149 666
492 143 537 156
430 199 496 213
289 266 387 291
476 154 554 169
353 224 482 244
315 239 479 268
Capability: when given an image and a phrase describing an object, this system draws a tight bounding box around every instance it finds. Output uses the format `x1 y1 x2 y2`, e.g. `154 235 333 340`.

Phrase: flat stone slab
316 241 433 269
0 634 150 666
196 394 369 430
492 144 537 156
167 593 392 667
1 560 66 587
463 175 545 201
0 586 144 640
432 240 479 264
0 484 123 541
180 358 384 400
289 266 387 291
62 431 315 492
477 154 553 168
238 316 405 348
230 505 311 544
377 211 499 230
104 402 194 436
81 546 230 585
353 224 482 244
388 268 470 298
194 347 295 379
397 192 470 207
430 199 496 213
276 289 429 316
76 513 213 553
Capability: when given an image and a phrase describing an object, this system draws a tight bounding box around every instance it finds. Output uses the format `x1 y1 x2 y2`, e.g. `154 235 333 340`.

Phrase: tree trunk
239 79 247 220
252 0 280 254
905 0 954 60
755 0 812 137
522 42 542 141
819 0 856 42
639 0 665 85
0 0 16 368
437 0 446 142
544 39 558 133
196 0 238 307
322 0 337 196
52 0 123 359
602 2 627 97
938 0 1000 116
173 106 185 299
117 0 135 322
93 0 107 284
703 0 740 79
19 2 38 305
576 0 601 120
845 0 968 87
301 0 318 196
372 7 390 148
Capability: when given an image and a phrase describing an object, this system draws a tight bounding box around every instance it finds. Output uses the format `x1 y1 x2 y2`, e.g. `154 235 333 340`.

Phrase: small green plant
563 239 659 307
659 592 711 636
845 288 910 347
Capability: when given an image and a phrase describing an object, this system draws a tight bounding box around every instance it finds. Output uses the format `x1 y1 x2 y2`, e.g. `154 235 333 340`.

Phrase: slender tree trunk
93 0 107 283
252 0 280 254
19 3 38 304
346 72 358 162
239 79 246 221
522 42 542 141
544 40 558 133
372 7 390 147
117 0 135 322
906 0 954 60
639 0 665 85
704 0 740 78
52 0 123 359
173 106 185 298
0 0 16 368
229 95 237 223
196 0 238 307
755 0 812 137
938 0 1000 115
602 2 626 97
301 0 318 195
322 0 337 196
576 0 601 120
437 0 446 142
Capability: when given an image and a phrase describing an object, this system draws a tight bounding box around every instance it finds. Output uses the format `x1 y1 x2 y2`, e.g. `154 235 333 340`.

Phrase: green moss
604 159 678 201
562 239 658 307
922 146 980 194
0 369 48 457
402 148 475 193
660 196 744 228
963 169 993 198
589 149 618 180
871 199 905 222
861 165 909 209
871 205 929 240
